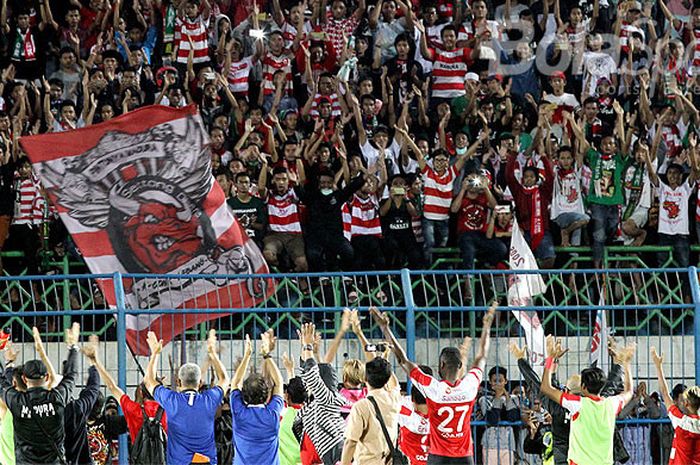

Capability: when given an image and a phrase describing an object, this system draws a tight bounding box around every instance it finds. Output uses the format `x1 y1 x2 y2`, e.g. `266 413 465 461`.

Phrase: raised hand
340 308 352 333
146 331 163 356
65 322 81 346
261 329 276 355
509 341 527 360
650 346 663 367
483 301 498 328
298 323 316 346
282 352 295 374
370 306 390 328
32 326 45 354
207 329 218 355
3 341 17 364
243 334 253 357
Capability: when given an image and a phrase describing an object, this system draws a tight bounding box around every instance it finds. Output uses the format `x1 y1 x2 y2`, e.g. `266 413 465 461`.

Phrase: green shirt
278 406 301 465
0 411 14 465
586 149 630 206
227 196 267 240
562 394 624 465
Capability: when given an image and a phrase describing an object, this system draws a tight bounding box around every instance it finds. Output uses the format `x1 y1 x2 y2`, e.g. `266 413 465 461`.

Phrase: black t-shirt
3 348 79 465
382 199 414 236
0 159 15 217
227 196 267 240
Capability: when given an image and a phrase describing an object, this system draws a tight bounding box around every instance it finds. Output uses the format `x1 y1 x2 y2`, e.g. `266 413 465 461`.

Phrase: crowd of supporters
1 0 700 278
0 307 695 465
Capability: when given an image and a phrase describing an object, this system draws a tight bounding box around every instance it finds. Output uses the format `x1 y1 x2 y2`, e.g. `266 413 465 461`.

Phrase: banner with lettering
20 105 271 354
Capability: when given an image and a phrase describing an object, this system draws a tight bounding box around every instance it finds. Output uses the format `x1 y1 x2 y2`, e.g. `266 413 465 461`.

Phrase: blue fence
0 267 696 465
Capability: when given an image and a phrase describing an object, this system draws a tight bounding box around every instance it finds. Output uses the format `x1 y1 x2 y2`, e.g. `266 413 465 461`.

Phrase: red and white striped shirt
227 56 253 96
13 174 44 226
430 47 474 99
262 52 293 96
322 12 359 58
310 92 342 119
281 20 312 50
174 15 210 64
619 21 644 55
266 189 302 233
349 194 382 237
422 165 457 221
342 202 352 240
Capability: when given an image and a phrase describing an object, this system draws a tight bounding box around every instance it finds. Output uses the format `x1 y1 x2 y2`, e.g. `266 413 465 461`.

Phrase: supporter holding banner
20 105 271 354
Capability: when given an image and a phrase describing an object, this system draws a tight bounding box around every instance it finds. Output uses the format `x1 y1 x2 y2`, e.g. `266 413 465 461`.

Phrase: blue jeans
458 231 508 269
523 230 556 260
657 233 690 267
422 218 449 263
553 212 590 246
590 204 619 262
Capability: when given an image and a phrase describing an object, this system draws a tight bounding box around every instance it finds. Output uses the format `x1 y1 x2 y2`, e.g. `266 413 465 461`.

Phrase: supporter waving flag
19 105 271 354
508 220 547 375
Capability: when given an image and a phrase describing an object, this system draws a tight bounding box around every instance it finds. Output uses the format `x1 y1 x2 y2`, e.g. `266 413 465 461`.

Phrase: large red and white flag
20 105 271 354
508 220 547 375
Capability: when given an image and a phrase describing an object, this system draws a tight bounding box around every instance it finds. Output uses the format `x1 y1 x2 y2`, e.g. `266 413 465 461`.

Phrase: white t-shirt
658 180 693 235
583 51 618 96
551 165 586 217
361 139 401 175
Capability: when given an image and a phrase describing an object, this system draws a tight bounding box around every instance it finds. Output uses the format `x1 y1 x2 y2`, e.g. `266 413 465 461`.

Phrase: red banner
20 105 271 354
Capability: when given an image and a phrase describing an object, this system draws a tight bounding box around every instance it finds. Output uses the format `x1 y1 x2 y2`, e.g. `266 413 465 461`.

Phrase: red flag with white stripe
20 105 271 354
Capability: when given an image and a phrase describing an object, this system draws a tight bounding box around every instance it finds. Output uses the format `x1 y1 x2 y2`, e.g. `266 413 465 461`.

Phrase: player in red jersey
372 303 496 465
398 365 433 465
651 346 700 465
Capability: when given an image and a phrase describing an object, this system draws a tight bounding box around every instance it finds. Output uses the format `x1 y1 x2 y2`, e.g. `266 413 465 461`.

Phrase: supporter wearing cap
1 323 81 465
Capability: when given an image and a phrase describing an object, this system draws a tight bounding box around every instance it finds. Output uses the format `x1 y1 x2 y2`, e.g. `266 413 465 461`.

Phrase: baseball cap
549 71 567 81
465 72 480 82
629 1 642 12
22 360 48 380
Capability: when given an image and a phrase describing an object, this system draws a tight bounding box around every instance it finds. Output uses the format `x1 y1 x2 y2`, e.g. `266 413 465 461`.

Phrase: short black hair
439 347 462 372
59 46 76 58
558 145 574 156
441 24 457 37
522 166 539 178
583 97 598 106
235 172 251 183
365 357 392 389
242 373 270 405
488 366 507 379
672 383 688 401
214 167 232 181
411 365 433 404
272 166 288 176
581 367 606 395
48 78 65 89
286 376 307 404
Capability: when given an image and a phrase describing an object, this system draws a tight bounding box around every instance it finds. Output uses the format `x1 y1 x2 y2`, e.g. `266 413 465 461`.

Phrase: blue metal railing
0 267 695 464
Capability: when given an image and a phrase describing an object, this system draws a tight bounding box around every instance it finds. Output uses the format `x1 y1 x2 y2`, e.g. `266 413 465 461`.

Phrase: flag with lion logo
20 105 271 354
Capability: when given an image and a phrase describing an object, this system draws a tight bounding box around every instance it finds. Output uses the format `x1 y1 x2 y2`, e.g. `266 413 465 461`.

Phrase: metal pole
688 267 700 385
400 268 416 363
113 272 129 465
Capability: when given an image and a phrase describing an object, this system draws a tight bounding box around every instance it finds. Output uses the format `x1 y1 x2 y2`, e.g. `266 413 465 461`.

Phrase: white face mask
456 146 467 155
320 188 333 196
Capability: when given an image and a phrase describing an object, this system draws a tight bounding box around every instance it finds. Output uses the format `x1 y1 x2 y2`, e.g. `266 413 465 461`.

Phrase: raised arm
651 347 673 407
471 302 497 372
371 307 417 373
643 142 659 187
540 335 569 404
206 329 230 392
231 335 253 391
32 327 57 388
260 330 283 397
143 331 163 395
564 111 590 154
323 308 353 364
84 335 125 399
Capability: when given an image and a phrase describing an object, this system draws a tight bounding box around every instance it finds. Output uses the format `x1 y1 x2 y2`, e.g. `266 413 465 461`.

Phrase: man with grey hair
144 329 230 465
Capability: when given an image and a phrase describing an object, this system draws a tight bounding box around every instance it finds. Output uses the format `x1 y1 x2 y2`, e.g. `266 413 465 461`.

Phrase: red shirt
669 404 700 465
409 366 481 458
456 193 489 234
119 395 168 442
398 397 430 465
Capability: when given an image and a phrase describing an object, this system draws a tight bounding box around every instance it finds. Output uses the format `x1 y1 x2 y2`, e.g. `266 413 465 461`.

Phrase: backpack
130 405 167 465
